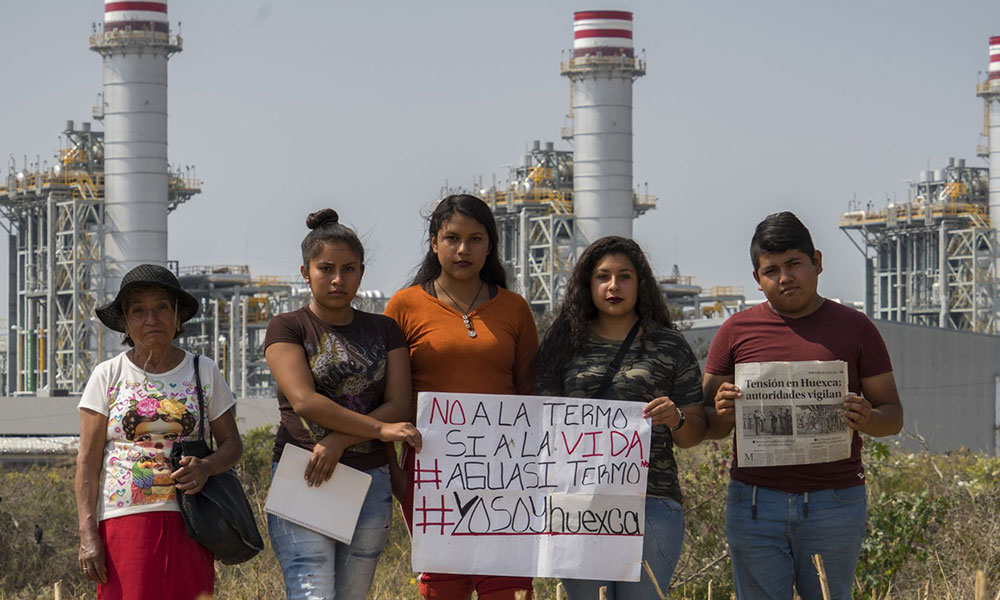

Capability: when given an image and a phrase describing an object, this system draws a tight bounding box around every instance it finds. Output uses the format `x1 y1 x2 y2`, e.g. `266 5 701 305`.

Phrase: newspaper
734 360 851 467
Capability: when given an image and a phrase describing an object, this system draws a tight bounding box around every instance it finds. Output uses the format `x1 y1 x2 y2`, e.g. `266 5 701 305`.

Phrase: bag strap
593 320 641 399
193 354 213 450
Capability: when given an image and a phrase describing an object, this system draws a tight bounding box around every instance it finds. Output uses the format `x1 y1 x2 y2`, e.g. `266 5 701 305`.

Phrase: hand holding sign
643 396 682 428
412 392 651 581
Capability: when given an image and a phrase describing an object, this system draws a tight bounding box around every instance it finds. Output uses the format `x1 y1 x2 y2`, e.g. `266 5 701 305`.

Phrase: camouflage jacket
537 325 703 502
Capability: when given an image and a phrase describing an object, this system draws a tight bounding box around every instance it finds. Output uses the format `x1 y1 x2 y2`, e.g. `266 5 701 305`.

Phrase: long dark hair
538 236 673 378
409 194 507 288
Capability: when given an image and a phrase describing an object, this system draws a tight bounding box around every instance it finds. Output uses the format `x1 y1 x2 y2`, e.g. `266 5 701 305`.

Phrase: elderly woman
74 264 242 599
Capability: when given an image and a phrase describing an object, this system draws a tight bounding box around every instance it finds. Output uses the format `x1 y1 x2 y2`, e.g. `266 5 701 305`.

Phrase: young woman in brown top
264 209 421 600
384 194 538 600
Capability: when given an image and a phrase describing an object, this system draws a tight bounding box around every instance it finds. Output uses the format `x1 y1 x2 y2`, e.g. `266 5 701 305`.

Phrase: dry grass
2 431 998 599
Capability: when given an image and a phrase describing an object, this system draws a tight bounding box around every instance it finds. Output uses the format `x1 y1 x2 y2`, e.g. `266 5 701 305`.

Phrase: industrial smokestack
562 10 645 248
986 36 1000 232
91 1 181 355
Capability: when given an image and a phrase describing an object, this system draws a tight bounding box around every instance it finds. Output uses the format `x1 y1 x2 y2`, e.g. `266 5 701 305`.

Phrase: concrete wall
874 320 999 454
0 396 278 437
3 318 998 457
681 319 1000 455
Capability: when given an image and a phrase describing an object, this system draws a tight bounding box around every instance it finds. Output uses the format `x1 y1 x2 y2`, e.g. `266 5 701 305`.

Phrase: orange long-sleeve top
384 284 538 415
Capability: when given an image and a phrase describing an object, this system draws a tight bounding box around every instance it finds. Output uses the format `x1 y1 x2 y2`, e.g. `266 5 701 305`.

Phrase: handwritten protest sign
411 392 651 581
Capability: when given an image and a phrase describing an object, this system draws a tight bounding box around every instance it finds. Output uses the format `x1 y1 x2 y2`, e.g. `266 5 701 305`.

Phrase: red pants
98 511 214 600
401 448 533 600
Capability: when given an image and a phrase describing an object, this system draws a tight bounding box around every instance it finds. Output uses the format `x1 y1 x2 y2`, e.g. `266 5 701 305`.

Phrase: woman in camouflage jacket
537 236 707 600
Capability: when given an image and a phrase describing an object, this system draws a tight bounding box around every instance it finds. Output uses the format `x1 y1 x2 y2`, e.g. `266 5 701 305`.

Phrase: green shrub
857 489 949 594
238 424 277 491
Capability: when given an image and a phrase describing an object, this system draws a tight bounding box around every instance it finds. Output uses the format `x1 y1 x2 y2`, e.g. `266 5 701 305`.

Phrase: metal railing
89 29 182 52
839 202 991 228
178 264 250 277
561 55 646 75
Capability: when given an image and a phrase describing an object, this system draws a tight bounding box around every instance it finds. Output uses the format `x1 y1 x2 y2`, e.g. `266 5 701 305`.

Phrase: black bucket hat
95 264 200 333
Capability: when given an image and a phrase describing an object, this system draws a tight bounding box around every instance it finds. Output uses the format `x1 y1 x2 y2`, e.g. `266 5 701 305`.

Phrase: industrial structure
983 36 1000 239
839 35 1000 336
562 10 646 247
173 271 383 398
91 0 182 353
1 7 997 461
0 0 195 395
0 132 310 397
0 1 416 398
473 139 655 312
467 11 658 312
175 266 296 398
839 159 996 333
463 11 747 314
0 122 200 394
0 1 299 397
658 266 747 321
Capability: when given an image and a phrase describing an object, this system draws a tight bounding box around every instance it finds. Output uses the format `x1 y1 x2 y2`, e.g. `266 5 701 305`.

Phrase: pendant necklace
437 279 484 338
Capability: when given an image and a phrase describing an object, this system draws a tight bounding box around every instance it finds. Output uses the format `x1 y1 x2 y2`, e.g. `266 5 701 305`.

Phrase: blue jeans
561 496 685 600
725 480 867 600
267 463 393 600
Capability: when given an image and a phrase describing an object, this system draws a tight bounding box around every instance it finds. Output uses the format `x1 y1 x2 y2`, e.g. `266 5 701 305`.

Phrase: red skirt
98 511 214 600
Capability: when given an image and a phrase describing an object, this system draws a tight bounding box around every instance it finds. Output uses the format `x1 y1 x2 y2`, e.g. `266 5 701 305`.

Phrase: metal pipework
561 10 645 248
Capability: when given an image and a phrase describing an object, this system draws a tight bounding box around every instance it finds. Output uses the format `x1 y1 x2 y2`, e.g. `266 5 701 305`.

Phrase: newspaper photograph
734 360 851 467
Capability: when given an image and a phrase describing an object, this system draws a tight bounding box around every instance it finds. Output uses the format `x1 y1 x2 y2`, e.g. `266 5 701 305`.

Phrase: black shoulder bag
593 320 641 399
170 354 264 565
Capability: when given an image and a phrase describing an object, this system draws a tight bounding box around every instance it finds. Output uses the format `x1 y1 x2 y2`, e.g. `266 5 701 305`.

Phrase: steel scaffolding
175 266 390 398
465 140 656 312
0 121 200 394
840 160 998 334
176 266 300 398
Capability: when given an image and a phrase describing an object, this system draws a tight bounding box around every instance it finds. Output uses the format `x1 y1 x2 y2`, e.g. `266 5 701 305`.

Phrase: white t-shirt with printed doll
78 351 236 520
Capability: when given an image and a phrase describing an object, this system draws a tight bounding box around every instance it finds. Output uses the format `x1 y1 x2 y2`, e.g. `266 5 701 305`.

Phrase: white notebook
264 444 373 544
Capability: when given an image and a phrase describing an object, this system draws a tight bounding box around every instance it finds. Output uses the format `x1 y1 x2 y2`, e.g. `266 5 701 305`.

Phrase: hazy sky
3 1 999 309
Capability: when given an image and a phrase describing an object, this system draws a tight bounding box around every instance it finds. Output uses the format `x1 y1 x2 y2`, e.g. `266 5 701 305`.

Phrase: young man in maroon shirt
703 211 903 600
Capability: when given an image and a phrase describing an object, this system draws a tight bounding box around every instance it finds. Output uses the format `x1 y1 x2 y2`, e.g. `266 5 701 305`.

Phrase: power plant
0 119 200 394
984 36 1000 238
470 11 677 312
838 36 1000 335
0 1 300 396
0 5 997 410
562 10 646 246
471 136 656 313
469 11 744 314
91 0 180 359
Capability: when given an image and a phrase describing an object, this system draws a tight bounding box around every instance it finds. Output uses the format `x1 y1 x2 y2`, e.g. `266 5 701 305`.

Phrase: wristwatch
669 410 686 431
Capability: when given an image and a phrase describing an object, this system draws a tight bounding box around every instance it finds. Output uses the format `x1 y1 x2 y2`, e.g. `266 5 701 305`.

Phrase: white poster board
264 444 372 543
734 360 851 467
411 392 651 581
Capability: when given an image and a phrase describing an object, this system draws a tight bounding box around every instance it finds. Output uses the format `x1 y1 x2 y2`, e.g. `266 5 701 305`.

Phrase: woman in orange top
384 194 538 600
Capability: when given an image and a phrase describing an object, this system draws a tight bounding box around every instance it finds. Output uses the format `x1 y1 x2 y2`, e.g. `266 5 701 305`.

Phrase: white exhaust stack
91 1 181 353
984 36 1000 232
562 10 645 247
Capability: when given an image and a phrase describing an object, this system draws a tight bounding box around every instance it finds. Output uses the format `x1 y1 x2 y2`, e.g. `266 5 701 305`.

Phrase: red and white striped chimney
989 36 1000 82
572 10 634 58
92 0 180 359
104 1 168 32
563 10 645 247
984 36 1000 236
